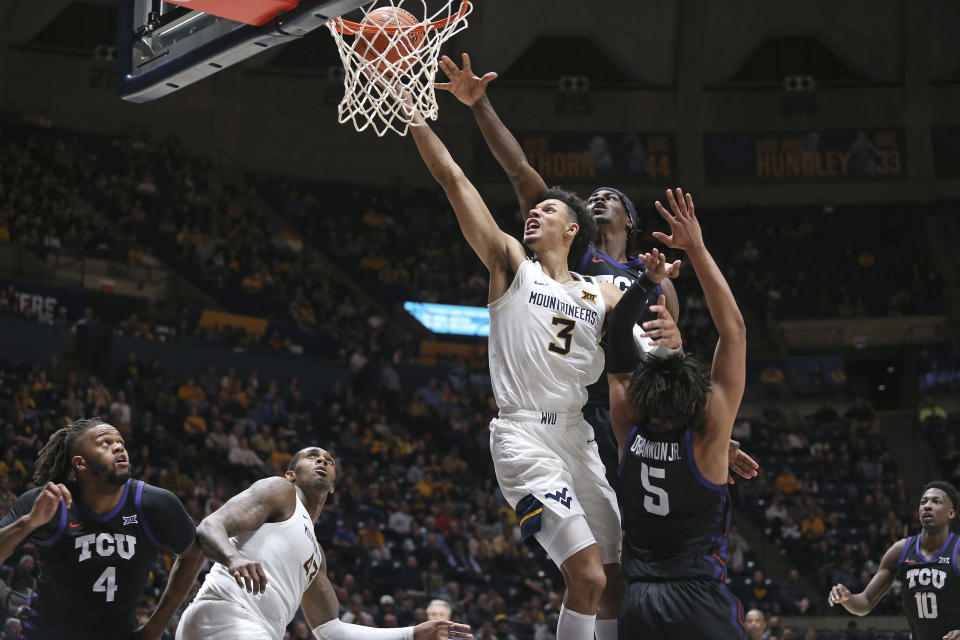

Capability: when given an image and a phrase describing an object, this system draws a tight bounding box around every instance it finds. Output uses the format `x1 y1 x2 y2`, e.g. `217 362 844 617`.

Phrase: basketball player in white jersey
408 107 681 640
177 446 470 640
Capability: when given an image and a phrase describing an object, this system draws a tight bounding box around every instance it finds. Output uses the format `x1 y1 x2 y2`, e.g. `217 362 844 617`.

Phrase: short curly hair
628 353 711 433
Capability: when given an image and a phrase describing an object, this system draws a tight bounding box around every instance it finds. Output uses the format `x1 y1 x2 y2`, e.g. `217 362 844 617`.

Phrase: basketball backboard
117 0 368 102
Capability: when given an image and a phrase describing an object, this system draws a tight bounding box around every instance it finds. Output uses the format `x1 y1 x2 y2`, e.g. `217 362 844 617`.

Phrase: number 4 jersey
488 260 606 414
618 422 732 582
898 533 960 640
0 478 195 639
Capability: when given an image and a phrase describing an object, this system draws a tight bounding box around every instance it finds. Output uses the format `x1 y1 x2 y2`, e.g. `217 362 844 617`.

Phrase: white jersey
488 260 606 414
194 496 323 639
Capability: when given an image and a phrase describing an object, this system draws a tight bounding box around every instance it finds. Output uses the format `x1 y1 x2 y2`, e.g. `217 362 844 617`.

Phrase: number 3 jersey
488 260 606 414
194 495 323 639
898 532 960 640
0 478 195 639
619 422 731 582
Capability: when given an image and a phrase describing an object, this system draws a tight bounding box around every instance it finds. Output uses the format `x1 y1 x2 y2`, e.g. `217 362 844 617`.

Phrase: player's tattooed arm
196 477 293 594
828 538 904 615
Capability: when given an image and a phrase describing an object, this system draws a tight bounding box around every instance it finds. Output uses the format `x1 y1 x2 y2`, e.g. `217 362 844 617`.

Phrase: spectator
2 618 21 640
779 569 812 615
228 437 266 471
743 609 766 640
774 467 799 494
183 405 207 437
0 451 26 488
426 599 452 621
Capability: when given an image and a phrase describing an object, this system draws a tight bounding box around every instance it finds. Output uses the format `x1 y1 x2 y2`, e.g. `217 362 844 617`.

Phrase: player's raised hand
228 556 268 595
828 583 852 606
413 620 473 639
436 53 497 106
25 482 71 528
727 440 760 484
638 249 681 284
641 294 682 350
653 188 705 252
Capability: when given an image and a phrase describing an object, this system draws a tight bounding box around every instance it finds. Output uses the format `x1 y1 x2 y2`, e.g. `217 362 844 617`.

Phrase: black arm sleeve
607 273 657 374
140 484 196 554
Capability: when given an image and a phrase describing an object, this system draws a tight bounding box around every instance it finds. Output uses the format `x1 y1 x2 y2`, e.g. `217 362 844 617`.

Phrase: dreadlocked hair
33 417 106 484
628 353 711 433
923 480 960 531
537 187 596 271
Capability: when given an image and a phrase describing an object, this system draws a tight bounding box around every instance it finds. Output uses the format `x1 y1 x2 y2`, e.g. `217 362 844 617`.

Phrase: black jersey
897 532 960 640
577 244 663 408
0 478 195 639
619 422 731 582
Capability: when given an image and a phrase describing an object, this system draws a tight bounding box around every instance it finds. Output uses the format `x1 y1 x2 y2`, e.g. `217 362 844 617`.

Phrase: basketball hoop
327 1 472 136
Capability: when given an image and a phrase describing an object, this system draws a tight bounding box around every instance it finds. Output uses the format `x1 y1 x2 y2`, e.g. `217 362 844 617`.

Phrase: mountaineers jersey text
488 260 606 414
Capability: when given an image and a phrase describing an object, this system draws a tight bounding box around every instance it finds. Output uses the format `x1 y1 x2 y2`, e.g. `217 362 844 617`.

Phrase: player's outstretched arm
305 553 472 639
828 539 904 616
653 189 746 456
196 476 293 594
0 482 71 563
437 53 547 214
409 109 526 282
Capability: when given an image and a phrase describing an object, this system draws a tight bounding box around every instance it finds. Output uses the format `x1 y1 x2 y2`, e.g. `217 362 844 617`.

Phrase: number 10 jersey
488 260 606 414
898 532 960 640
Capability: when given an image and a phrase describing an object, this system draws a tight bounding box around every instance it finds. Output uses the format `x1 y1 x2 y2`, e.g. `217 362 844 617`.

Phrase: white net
326 0 472 136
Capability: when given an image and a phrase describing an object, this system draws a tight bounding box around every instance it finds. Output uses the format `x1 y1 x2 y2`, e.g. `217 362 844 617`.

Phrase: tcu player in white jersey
177 446 469 640
408 107 681 640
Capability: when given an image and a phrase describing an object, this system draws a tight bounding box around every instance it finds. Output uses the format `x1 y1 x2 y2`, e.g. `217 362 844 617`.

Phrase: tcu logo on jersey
906 567 947 590
592 274 634 291
75 533 137 562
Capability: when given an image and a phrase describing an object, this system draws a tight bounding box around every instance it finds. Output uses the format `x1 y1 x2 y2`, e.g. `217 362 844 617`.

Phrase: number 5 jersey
618 422 732 582
0 478 195 639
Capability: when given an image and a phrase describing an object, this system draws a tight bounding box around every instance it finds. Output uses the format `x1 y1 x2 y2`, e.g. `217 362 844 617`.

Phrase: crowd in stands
1 114 950 365
0 352 576 639
731 397 911 619
0 113 948 639
0 345 925 639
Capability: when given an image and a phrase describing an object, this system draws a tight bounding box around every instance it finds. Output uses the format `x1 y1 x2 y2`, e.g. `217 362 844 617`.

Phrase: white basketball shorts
176 597 278 640
490 409 621 565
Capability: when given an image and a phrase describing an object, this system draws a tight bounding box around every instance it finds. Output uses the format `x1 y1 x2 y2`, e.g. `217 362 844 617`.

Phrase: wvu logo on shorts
545 487 573 509
580 290 597 304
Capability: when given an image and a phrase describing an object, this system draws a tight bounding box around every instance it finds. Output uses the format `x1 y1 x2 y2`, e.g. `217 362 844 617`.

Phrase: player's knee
569 564 607 603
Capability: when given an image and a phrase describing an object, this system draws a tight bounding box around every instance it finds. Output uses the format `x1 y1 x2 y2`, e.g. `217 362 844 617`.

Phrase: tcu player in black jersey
829 481 960 640
607 189 748 640
0 418 205 639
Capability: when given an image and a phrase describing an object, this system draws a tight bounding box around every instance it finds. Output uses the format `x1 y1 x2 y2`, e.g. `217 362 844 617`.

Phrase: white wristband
313 619 415 640
633 324 682 358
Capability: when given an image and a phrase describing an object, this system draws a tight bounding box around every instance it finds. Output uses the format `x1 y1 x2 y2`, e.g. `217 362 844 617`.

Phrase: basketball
354 7 423 75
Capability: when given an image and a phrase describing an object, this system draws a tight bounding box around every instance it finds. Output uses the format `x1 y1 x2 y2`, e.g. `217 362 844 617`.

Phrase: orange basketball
354 7 423 75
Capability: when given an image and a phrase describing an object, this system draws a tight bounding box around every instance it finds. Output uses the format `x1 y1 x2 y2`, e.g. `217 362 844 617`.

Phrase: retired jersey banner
475 131 675 184
704 129 906 183
932 126 960 179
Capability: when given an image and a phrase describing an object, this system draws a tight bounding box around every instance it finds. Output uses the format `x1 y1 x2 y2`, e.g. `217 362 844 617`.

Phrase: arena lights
403 301 489 337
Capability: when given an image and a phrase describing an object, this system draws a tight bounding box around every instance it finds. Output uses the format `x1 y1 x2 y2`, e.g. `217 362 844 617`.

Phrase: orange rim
330 0 471 35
